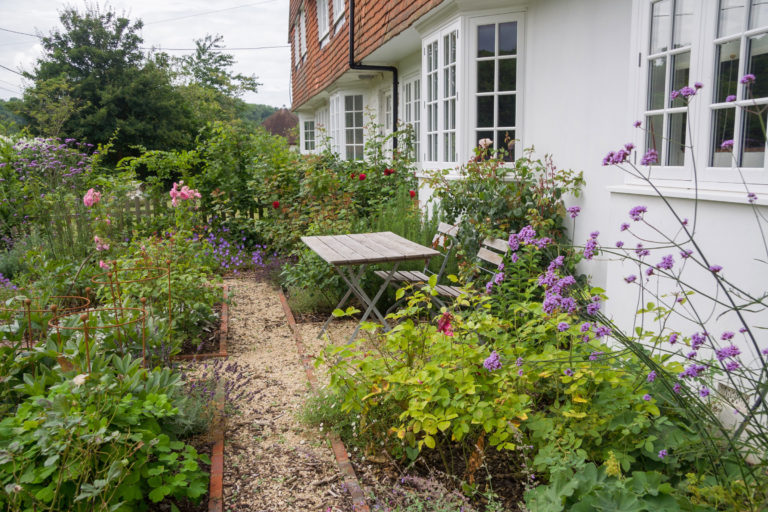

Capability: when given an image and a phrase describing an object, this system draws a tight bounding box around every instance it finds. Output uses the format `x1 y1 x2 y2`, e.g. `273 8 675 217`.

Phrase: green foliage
425 148 584 260
175 34 260 97
0 352 209 511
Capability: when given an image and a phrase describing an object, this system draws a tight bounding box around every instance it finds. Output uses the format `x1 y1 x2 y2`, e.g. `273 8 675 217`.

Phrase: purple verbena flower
726 94 737 103
725 360 740 372
716 344 740 361
563 368 574 377
580 322 591 332
643 393 652 401
567 206 581 218
647 371 657 382
699 387 710 398
740 73 755 84
679 86 696 98
709 264 722 273
633 120 642 128
620 222 630 231
721 139 734 150
669 333 679 344
557 322 570 332
640 149 658 166
673 383 682 393
616 240 625 248
483 351 502 371
625 274 637 283
748 192 757 203
589 351 603 361
658 449 668 459
721 331 735 341
629 206 648 221
658 254 675 270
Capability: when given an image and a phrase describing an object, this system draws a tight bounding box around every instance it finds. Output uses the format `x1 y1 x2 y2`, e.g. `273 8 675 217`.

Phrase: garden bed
174 284 229 360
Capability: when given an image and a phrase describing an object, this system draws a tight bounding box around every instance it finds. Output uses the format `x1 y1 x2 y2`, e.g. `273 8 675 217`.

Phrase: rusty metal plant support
91 262 171 351
0 295 91 349
48 307 148 370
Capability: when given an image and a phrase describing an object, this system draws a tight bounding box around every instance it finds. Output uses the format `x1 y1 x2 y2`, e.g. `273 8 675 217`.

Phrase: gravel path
222 278 355 512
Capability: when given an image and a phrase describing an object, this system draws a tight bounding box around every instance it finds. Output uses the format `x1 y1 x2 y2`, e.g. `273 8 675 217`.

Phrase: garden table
301 231 440 343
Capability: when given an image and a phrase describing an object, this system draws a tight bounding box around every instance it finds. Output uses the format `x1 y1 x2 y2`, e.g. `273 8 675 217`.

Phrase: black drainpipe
349 0 398 149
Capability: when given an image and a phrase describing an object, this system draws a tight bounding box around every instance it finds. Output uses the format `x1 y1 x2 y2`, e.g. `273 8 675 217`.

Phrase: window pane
499 22 517 55
346 128 355 144
345 112 353 126
715 40 740 103
667 112 687 165
673 0 695 48
498 58 516 91
478 24 495 57
718 0 746 37
751 0 768 29
477 96 494 127
670 51 690 107
648 57 667 110
747 33 768 98
498 94 516 126
478 60 494 93
345 95 354 110
497 130 515 161
711 107 736 167
646 114 664 156
355 112 363 126
650 0 672 54
354 95 363 110
741 109 767 167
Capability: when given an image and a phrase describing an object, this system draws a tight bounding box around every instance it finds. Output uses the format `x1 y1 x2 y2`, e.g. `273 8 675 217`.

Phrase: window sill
608 183 767 206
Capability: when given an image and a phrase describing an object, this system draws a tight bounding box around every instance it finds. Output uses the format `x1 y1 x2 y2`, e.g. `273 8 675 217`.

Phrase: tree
19 77 87 137
25 5 196 159
177 34 260 97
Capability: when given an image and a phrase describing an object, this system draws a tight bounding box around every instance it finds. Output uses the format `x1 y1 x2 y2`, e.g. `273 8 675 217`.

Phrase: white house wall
293 0 768 366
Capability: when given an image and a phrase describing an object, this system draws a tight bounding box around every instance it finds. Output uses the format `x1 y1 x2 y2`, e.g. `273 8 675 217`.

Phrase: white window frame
316 0 329 45
630 0 768 188
304 120 316 152
467 12 524 163
300 7 308 59
293 23 301 67
329 92 365 160
422 21 460 166
402 74 422 162
332 0 345 30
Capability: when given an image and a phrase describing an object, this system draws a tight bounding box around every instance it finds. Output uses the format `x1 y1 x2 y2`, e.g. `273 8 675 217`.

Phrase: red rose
384 168 395 176
272 201 280 209
359 173 366 181
409 190 416 198
350 173 357 179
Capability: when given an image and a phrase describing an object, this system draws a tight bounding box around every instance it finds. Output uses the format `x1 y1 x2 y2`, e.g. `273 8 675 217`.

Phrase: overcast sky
0 0 291 107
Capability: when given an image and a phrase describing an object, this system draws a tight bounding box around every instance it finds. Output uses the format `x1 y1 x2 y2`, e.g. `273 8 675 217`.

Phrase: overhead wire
0 63 24 76
145 0 279 24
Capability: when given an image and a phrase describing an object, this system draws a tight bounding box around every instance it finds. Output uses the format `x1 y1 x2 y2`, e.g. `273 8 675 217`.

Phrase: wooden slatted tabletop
301 232 440 266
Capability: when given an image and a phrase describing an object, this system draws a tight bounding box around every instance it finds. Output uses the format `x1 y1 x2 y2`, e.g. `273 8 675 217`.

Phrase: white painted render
292 0 768 367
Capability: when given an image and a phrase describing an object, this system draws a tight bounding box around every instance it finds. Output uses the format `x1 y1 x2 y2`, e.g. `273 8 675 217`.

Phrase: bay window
403 76 421 161
470 15 522 162
638 0 767 184
423 25 459 163
329 93 364 160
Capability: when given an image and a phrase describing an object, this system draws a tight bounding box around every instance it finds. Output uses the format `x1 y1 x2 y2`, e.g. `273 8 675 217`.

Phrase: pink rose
83 188 101 207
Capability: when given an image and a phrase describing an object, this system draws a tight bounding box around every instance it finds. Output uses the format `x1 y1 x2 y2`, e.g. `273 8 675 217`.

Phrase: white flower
478 138 493 149
72 374 88 387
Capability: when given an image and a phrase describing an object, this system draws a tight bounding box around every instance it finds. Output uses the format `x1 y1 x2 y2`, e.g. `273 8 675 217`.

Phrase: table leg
342 263 399 344
317 265 367 339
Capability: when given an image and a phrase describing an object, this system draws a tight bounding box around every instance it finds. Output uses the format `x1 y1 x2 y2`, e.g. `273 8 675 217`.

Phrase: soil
221 277 356 512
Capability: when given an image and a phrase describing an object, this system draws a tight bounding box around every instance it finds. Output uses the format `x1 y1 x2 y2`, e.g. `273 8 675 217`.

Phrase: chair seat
434 285 463 298
374 270 431 283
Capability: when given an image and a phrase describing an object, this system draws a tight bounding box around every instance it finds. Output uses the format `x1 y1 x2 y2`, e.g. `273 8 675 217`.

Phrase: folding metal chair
430 236 509 304
374 222 458 312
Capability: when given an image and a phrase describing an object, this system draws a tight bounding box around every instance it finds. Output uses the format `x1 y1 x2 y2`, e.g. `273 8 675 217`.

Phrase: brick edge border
277 290 371 512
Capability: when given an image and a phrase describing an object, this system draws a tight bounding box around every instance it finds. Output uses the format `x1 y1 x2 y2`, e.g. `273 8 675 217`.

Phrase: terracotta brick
290 0 439 110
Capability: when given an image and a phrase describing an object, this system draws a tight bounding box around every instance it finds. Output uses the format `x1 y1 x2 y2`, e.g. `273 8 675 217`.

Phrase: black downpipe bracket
349 0 399 149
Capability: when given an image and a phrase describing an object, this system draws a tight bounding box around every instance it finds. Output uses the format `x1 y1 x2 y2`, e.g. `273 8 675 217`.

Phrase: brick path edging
207 284 229 512
277 290 371 512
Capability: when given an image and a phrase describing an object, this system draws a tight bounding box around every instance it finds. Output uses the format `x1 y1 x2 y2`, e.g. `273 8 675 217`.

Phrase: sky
0 0 291 107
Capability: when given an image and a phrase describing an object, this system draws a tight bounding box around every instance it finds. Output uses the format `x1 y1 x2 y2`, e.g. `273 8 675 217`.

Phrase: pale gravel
221 278 357 512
